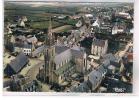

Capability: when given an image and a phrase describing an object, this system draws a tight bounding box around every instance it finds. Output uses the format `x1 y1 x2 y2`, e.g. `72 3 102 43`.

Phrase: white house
118 12 131 19
76 20 82 27
112 25 125 35
18 18 25 27
92 19 100 27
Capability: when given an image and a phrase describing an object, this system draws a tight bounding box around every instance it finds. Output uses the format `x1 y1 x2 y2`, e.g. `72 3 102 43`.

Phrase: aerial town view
3 1 133 93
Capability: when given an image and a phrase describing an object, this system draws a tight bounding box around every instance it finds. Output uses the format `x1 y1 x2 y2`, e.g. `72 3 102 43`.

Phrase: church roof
54 45 85 66
55 45 69 55
54 49 72 66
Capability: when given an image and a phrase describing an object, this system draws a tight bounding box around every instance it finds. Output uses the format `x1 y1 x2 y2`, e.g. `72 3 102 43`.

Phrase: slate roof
54 49 72 65
92 38 107 47
54 45 85 65
71 46 85 52
102 59 110 69
103 53 121 63
88 65 106 90
16 35 26 41
71 49 84 58
7 52 29 73
27 36 38 43
23 43 32 49
55 45 69 55
15 42 32 49
32 45 45 56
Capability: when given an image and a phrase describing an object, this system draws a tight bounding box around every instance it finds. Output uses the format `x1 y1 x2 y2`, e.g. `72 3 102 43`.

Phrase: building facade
91 38 108 57
39 18 87 85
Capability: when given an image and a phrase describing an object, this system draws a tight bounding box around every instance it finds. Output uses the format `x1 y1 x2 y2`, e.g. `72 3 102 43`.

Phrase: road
25 60 44 81
25 58 54 92
115 42 133 58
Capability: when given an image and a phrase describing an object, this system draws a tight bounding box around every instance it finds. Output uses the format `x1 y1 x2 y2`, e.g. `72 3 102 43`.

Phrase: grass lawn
29 21 63 29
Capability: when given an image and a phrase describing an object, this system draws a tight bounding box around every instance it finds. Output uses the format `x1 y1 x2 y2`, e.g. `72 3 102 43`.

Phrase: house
101 53 121 74
16 35 26 42
11 35 36 56
76 20 83 28
4 74 41 92
7 27 13 34
14 42 33 56
32 45 45 58
21 80 41 92
58 15 66 19
79 25 88 36
22 16 28 22
112 23 126 35
91 38 108 57
85 14 93 18
17 16 28 27
70 54 121 92
87 65 107 91
71 30 81 42
4 52 29 76
18 18 25 27
116 12 131 19
70 81 90 92
70 15 81 19
22 43 33 56
27 35 38 44
99 22 112 34
92 18 100 27
102 53 121 67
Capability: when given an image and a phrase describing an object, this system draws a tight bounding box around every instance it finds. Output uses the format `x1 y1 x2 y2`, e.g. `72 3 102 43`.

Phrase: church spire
47 17 55 46
43 17 55 83
48 17 52 35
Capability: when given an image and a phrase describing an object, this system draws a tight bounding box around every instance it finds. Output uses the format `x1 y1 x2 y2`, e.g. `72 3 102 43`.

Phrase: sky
5 0 134 3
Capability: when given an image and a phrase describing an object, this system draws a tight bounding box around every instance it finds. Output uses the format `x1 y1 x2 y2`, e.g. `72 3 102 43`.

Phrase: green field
29 21 63 29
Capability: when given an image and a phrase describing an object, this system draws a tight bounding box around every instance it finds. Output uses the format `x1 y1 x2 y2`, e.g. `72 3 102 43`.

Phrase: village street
115 41 133 58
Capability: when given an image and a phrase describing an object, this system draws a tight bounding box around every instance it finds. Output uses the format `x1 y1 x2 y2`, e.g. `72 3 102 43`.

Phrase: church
38 18 87 85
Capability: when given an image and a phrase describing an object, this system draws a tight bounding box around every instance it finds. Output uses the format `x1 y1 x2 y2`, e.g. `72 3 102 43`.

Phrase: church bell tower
43 17 55 84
